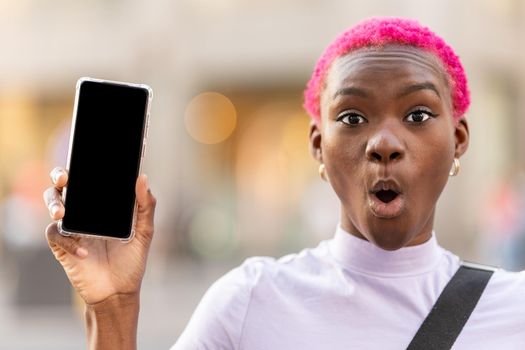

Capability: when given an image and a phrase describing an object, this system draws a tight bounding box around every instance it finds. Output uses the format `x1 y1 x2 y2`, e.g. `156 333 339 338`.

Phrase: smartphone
58 77 152 241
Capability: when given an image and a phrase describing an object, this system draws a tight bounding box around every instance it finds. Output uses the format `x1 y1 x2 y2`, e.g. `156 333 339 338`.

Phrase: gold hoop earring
449 158 460 177
319 164 328 181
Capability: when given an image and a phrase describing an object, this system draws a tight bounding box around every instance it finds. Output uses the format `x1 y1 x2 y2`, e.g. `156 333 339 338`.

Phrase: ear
309 121 323 163
454 118 469 158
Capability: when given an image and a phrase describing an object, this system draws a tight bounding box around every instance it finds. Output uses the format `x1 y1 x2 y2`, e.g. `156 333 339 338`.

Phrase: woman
43 17 525 349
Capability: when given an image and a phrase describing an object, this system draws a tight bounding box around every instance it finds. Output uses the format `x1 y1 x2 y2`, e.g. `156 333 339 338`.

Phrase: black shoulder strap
406 262 495 350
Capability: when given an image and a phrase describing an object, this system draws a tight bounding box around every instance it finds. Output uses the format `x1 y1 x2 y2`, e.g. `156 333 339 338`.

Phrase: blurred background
1 0 525 348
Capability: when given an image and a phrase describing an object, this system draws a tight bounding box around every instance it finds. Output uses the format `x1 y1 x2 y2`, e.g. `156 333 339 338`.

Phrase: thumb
136 174 156 215
134 174 156 243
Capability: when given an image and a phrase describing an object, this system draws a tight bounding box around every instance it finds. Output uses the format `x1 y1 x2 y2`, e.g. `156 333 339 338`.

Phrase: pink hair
304 17 470 123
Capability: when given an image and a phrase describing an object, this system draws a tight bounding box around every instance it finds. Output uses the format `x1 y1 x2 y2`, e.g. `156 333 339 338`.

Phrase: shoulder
435 247 525 307
458 261 525 293
198 240 332 320
207 240 330 299
488 268 525 293
172 242 330 349
462 266 525 338
451 260 525 303
171 258 268 349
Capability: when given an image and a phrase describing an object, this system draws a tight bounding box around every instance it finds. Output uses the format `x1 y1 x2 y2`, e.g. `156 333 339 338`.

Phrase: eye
405 109 438 123
337 110 367 126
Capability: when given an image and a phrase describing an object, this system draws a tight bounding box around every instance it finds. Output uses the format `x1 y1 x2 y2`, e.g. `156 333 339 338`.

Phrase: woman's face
310 45 469 250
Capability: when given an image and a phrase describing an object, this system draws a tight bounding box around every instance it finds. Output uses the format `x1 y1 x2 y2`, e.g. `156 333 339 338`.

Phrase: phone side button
142 142 147 157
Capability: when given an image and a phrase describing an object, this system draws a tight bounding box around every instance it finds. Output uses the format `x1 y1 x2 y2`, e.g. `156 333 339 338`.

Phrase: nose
366 127 405 163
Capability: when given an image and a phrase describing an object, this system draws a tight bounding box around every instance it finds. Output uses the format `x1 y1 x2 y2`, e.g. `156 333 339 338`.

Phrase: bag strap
406 262 495 350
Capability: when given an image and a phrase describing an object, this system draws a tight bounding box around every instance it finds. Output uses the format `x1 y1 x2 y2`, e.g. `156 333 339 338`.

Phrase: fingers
46 223 88 259
43 186 65 220
50 167 68 189
44 167 68 220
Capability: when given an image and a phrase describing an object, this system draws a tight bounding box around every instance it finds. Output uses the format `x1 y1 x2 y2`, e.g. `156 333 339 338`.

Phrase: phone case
58 77 153 243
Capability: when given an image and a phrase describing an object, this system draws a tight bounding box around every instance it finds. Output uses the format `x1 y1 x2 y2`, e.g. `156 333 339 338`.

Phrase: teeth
371 180 401 194
377 184 394 192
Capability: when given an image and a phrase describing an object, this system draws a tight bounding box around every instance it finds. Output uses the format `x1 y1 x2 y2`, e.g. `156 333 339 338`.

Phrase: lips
368 179 405 218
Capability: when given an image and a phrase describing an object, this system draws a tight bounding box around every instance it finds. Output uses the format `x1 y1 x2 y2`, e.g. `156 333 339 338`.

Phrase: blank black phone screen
62 80 149 239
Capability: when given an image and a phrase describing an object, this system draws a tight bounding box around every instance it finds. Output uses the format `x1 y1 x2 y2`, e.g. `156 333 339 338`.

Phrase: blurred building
0 0 524 348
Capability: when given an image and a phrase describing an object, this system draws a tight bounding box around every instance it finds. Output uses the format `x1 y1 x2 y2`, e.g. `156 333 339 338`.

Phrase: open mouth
374 189 399 204
368 179 405 218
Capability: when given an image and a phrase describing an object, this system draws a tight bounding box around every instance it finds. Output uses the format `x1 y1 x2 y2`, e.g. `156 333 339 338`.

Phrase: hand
43 167 157 305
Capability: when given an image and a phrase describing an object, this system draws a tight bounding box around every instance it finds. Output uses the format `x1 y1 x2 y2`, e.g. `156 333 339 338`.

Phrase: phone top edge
76 77 153 96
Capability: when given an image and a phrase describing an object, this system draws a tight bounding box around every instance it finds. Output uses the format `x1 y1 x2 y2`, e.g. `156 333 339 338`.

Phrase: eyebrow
397 82 441 99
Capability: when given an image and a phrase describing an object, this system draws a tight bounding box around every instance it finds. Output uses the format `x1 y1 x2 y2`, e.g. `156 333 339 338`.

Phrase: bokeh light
184 92 237 144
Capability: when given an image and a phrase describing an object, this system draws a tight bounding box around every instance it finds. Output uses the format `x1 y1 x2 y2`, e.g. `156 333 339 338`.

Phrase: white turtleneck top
172 227 525 349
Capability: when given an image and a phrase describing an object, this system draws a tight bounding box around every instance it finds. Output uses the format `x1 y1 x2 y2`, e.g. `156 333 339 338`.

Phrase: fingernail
51 204 60 217
51 169 62 184
76 247 88 258
143 175 152 193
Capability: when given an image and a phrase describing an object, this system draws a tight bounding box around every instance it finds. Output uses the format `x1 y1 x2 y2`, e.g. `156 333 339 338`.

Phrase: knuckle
50 167 68 187
49 167 59 177
43 187 54 201
43 189 50 205
50 167 62 182
45 190 61 208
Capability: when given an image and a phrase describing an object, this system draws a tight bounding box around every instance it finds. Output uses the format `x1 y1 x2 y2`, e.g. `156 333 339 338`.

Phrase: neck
328 225 443 277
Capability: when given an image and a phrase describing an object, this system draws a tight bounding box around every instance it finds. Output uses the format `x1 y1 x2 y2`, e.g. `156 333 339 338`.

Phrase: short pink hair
304 17 470 123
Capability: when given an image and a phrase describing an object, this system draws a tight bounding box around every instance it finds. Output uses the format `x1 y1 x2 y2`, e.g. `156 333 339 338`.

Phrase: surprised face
310 45 469 250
